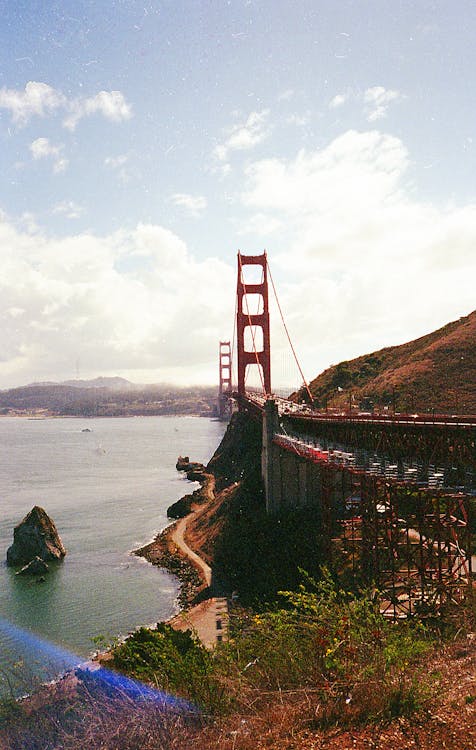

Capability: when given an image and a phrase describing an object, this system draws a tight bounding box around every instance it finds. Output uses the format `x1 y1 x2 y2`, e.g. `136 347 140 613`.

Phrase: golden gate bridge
217 251 475 618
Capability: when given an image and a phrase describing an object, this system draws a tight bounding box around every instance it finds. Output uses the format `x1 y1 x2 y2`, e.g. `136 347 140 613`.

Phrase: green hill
300 310 476 414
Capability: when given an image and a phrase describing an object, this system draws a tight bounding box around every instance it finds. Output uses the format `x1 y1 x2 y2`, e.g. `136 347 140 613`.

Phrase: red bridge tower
236 252 271 396
218 340 232 419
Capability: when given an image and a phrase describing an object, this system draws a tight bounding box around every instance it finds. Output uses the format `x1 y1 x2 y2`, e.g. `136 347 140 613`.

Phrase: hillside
300 310 476 414
0 380 217 417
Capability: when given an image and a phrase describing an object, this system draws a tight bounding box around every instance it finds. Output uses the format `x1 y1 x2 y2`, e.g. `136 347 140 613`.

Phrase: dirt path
170 509 212 587
167 496 228 648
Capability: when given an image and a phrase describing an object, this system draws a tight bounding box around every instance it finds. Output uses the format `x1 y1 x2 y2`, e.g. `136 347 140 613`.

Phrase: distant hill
0 380 218 418
25 377 135 391
299 310 476 415
62 377 134 390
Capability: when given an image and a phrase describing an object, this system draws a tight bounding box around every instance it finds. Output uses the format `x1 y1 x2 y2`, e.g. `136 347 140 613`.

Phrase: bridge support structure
264 429 472 617
236 252 271 397
262 398 280 513
218 340 232 420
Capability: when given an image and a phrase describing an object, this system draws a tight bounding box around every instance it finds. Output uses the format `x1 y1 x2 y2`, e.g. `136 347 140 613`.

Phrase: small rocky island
6 505 66 575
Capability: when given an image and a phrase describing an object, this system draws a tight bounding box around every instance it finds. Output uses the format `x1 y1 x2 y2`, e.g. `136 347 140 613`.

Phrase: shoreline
0 412 211 420
133 521 206 610
7 455 223 709
133 459 216 611
125 457 232 650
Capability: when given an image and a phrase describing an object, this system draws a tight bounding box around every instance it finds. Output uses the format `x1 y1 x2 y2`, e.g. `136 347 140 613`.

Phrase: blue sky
0 1 475 389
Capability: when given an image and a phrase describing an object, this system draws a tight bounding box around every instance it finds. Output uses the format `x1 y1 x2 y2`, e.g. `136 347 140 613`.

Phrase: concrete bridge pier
262 398 280 513
262 399 323 514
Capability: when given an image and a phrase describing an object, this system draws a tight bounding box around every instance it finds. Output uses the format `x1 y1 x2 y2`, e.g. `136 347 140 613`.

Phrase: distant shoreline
0 412 210 419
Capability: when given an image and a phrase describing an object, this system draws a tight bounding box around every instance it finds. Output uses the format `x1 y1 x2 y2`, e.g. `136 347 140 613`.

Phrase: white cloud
30 138 58 160
243 130 408 217
277 89 295 101
29 137 68 173
286 112 310 127
214 110 271 165
104 153 134 184
0 82 65 125
241 129 475 385
329 93 348 109
364 86 401 121
104 154 129 168
171 193 207 218
238 212 283 236
0 218 234 388
19 212 40 234
64 90 132 130
0 81 132 130
53 158 69 174
52 201 84 219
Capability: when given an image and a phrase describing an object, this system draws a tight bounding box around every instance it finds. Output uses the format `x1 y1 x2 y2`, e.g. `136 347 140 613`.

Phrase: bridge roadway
237 390 476 429
234 390 476 490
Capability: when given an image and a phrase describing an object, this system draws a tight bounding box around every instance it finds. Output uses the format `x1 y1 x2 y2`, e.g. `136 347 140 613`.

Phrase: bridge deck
238 390 476 429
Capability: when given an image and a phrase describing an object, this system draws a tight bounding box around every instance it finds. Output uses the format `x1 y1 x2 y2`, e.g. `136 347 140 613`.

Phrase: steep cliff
185 410 326 605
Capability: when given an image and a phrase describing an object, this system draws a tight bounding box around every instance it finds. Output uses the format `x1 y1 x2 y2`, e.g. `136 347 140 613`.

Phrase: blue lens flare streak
0 618 196 715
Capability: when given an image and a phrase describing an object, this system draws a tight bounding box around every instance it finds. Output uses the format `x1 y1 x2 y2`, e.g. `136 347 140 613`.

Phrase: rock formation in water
176 456 204 473
6 506 67 567
176 455 191 470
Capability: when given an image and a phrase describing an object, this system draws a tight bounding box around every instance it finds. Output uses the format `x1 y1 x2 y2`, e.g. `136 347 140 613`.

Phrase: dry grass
1 635 476 750
306 308 476 412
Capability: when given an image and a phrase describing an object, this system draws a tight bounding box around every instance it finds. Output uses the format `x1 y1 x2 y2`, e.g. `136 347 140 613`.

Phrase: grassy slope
301 309 476 413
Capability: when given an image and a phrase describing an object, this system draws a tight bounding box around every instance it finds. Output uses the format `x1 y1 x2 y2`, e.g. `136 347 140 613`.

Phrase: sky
0 0 475 391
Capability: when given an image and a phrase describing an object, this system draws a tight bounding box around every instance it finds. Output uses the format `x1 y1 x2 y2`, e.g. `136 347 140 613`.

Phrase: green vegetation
110 624 225 712
109 571 435 725
1 574 473 749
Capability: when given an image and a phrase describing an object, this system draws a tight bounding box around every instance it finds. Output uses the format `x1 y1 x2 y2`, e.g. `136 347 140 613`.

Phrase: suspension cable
267 259 313 403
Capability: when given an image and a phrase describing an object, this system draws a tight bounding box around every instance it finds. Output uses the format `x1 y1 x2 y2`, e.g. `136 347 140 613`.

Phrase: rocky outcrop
6 506 66 567
168 459 214 519
176 456 204 473
167 492 194 519
176 455 190 471
134 530 203 608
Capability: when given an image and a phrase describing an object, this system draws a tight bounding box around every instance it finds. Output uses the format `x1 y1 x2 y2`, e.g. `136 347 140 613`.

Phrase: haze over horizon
1 2 475 391
0 375 218 391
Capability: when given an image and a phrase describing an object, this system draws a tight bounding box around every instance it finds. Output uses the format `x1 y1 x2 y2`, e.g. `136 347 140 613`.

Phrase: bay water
0 415 225 695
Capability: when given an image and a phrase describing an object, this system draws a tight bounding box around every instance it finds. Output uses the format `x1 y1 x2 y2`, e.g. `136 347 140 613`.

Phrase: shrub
110 624 228 713
215 570 434 725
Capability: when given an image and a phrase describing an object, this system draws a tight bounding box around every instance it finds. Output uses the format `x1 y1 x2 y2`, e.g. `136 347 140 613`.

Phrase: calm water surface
0 415 225 691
